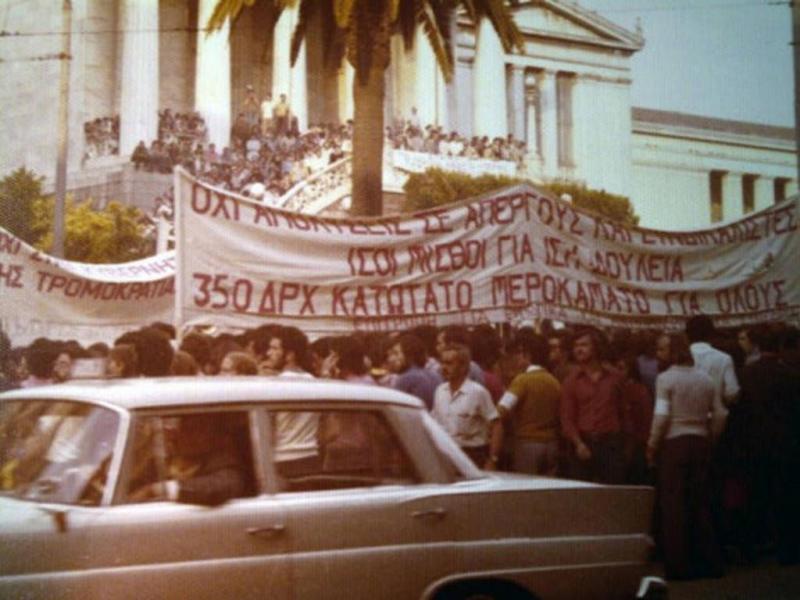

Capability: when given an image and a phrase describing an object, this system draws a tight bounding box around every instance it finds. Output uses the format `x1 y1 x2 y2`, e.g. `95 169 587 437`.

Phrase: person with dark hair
560 327 626 484
309 336 334 378
686 315 738 419
647 332 725 580
179 332 214 375
432 344 502 470
218 351 258 376
319 336 372 384
106 344 139 378
633 329 660 398
613 352 653 484
408 325 440 373
737 325 800 565
115 327 174 377
498 333 561 475
265 326 310 376
264 326 319 478
546 331 574 383
0 330 17 391
169 350 199 376
149 321 176 340
21 338 58 388
208 336 244 375
469 325 504 403
387 334 442 410
737 326 761 367
86 342 110 359
51 350 74 384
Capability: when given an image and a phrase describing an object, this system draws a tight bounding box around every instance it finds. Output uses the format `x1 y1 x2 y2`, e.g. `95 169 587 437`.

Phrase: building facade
0 0 795 230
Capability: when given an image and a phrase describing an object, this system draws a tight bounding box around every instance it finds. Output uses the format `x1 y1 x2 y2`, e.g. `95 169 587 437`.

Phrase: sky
578 0 794 127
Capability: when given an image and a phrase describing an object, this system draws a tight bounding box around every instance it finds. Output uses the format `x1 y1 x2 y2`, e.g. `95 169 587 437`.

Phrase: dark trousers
568 432 625 484
743 454 800 565
462 445 489 468
658 435 724 580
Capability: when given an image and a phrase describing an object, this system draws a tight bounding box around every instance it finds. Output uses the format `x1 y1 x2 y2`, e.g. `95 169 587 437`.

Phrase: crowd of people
83 116 120 162
386 107 528 169
1 315 798 580
120 97 529 210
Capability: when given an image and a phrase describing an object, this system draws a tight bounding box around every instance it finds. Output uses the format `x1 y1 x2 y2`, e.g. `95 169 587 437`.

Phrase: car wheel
436 580 534 600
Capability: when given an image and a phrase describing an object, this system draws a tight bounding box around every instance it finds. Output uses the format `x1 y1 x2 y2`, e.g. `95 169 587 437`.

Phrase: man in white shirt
686 315 739 429
264 326 319 479
432 344 502 470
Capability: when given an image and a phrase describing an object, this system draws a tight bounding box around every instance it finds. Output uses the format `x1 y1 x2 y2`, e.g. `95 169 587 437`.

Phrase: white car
0 377 663 599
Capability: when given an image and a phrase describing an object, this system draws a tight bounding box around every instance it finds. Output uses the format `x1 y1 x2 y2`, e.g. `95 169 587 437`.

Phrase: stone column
524 72 541 159
538 70 558 177
754 176 772 211
445 13 459 133
723 172 743 222
337 62 354 122
195 0 231 149
119 0 159 156
509 65 525 141
472 17 507 138
273 5 307 132
414 27 438 127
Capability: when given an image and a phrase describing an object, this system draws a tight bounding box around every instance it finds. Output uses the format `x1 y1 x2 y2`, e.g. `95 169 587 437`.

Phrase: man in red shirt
561 328 625 484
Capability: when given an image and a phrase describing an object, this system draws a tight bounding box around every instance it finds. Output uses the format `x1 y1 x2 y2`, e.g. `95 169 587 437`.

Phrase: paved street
667 559 800 600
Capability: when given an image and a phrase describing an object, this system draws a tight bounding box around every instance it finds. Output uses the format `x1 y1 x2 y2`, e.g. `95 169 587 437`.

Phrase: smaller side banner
174 168 800 336
392 149 518 178
0 227 175 346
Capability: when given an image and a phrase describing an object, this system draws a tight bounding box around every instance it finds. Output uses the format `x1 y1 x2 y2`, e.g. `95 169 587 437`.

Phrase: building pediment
510 1 644 53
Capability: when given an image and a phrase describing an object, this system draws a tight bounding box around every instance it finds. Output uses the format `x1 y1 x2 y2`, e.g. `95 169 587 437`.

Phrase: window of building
742 174 756 214
709 171 725 223
774 178 789 204
556 73 574 168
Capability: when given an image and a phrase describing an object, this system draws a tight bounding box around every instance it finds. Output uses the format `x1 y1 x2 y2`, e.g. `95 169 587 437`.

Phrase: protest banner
0 227 174 345
392 149 518 178
174 168 800 337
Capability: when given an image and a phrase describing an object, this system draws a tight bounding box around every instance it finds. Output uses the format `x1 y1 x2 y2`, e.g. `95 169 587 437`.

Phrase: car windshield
0 399 120 506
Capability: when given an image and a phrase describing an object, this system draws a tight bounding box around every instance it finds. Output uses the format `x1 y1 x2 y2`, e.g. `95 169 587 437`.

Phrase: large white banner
392 149 518 178
174 168 800 336
0 228 174 346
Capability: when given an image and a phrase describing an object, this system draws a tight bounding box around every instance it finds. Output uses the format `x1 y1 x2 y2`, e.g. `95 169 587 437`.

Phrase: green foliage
32 197 153 264
0 167 46 243
402 169 639 226
403 168 523 212
544 180 639 226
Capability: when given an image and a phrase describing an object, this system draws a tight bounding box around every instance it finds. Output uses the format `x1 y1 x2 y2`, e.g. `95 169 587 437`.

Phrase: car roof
0 376 425 411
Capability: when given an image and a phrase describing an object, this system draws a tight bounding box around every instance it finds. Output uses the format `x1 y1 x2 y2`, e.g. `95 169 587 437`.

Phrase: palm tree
208 0 523 216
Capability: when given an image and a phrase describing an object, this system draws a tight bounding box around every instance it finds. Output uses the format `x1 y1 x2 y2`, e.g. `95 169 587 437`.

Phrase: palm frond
473 0 525 54
206 0 245 32
395 0 419 53
289 0 318 65
418 2 454 80
334 0 357 28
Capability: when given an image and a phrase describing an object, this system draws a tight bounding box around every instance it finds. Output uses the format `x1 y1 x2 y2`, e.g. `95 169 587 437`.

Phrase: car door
24 405 293 600
262 404 463 600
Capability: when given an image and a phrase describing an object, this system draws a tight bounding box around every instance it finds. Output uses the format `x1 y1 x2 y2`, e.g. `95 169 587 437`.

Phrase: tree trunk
349 5 391 217
350 65 386 216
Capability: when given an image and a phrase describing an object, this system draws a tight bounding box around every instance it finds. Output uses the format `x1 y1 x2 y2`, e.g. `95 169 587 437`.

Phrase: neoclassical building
0 0 795 229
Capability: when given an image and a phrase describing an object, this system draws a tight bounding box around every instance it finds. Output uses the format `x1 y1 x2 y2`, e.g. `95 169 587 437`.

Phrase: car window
0 399 120 506
268 409 418 492
123 410 256 505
